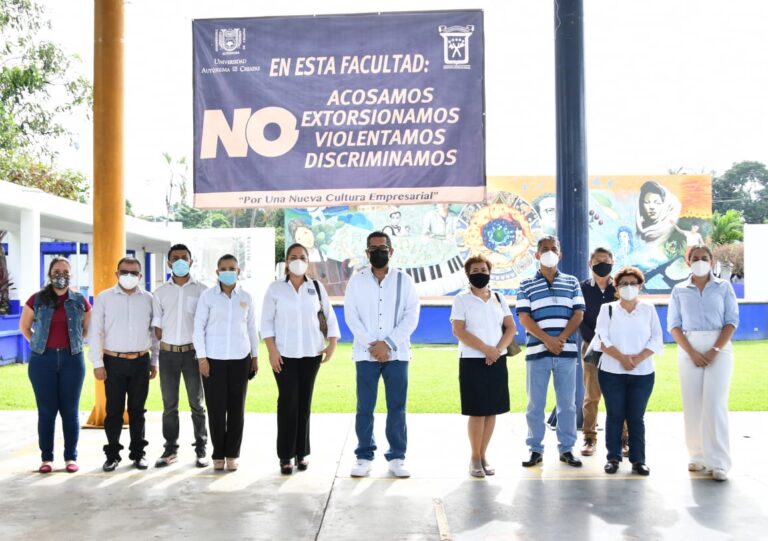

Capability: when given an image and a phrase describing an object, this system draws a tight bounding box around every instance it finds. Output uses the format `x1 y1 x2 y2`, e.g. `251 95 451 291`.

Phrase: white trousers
677 330 733 472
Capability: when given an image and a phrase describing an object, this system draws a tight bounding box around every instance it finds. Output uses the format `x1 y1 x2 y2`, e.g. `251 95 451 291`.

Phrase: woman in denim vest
19 257 91 473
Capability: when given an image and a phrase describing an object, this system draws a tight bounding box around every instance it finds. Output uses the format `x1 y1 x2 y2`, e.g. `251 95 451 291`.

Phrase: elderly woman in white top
593 266 663 476
668 244 739 481
261 243 340 475
451 254 516 478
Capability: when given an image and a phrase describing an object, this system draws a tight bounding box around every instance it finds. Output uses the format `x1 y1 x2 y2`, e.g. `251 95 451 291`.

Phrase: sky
39 0 768 216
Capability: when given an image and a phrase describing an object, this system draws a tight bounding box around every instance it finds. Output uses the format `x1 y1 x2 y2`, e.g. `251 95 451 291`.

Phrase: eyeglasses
618 281 640 287
118 270 140 276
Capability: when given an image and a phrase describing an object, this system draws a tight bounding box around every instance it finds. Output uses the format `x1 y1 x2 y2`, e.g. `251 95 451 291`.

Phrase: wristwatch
712 346 721 353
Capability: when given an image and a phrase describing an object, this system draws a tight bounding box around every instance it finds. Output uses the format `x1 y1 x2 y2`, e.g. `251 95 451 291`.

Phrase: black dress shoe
559 452 583 467
632 462 650 476
296 457 309 471
280 460 294 475
604 460 620 474
133 457 149 470
102 458 121 472
522 452 543 468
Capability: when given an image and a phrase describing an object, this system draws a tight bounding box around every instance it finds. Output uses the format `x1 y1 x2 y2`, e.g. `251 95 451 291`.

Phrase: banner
192 11 485 209
285 175 712 297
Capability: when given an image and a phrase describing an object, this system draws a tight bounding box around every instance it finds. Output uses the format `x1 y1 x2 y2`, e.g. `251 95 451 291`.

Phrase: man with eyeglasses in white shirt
152 243 209 468
89 256 159 472
344 231 420 478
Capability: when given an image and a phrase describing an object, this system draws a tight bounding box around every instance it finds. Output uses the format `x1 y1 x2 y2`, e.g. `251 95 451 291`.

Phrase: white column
18 208 41 303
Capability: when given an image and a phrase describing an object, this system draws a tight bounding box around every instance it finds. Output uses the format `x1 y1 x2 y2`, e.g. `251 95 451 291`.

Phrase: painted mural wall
284 175 712 296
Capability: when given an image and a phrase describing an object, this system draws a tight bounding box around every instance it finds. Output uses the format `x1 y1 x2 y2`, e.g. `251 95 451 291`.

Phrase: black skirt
459 356 510 416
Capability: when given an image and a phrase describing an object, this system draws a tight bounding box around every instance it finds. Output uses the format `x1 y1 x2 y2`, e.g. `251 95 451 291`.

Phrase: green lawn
1 341 766 412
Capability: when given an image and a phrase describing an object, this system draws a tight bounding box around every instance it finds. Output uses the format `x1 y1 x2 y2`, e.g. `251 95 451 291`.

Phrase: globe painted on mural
481 218 519 251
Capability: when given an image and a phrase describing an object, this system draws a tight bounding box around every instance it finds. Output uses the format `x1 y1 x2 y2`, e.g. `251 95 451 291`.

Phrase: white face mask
691 260 711 277
539 250 559 269
618 285 639 301
118 274 140 290
288 259 308 276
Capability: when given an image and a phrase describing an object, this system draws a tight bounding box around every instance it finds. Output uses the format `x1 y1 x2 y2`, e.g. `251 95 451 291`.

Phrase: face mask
619 285 639 301
118 274 140 290
218 270 238 286
691 260 711 277
468 272 490 289
369 249 389 269
288 259 308 276
592 262 612 278
539 250 559 269
51 275 70 289
171 259 190 277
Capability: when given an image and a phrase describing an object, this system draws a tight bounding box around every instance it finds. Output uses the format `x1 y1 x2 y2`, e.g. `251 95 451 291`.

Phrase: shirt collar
112 284 143 296
166 276 198 287
535 269 560 281
215 283 241 295
284 275 309 283
683 272 720 289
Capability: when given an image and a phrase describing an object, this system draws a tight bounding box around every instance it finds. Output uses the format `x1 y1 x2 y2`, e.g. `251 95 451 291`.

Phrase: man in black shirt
579 247 626 457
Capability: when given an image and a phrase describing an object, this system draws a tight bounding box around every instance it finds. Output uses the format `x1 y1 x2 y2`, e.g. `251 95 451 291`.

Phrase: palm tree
710 210 744 245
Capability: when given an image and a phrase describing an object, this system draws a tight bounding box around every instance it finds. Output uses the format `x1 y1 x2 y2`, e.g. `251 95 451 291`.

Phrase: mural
284 175 712 296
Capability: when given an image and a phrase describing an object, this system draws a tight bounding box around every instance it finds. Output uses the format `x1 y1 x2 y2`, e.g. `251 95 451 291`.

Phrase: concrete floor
1 411 766 541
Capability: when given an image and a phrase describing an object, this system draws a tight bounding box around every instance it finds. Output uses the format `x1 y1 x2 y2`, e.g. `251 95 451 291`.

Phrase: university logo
215 28 246 55
438 25 474 69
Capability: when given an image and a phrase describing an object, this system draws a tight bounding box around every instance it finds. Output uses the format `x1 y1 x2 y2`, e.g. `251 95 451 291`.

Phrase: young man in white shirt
193 254 259 471
344 231 420 478
89 257 158 472
152 244 209 468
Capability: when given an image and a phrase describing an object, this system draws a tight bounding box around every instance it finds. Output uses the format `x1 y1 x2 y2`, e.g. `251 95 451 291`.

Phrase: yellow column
85 0 125 428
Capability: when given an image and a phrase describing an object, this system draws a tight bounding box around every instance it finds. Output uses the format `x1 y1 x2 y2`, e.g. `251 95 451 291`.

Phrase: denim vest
30 290 87 355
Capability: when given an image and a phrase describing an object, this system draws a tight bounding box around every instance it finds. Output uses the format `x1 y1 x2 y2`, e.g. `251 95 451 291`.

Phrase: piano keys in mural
284 175 712 297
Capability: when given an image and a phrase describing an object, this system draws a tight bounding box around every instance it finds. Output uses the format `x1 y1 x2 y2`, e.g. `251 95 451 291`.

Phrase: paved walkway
1 411 766 540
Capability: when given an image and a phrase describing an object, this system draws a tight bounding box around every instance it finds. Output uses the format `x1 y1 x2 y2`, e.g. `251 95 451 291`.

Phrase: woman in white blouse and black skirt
593 266 663 476
261 243 340 474
451 254 517 478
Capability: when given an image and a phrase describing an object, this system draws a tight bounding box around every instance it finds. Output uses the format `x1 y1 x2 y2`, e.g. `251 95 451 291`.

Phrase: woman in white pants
667 244 739 481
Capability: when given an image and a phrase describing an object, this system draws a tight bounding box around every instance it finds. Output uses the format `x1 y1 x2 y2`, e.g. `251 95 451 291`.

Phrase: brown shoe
622 441 629 458
580 440 596 456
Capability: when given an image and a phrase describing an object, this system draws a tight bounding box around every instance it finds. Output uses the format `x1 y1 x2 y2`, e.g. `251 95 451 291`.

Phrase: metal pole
87 0 125 428
554 0 589 278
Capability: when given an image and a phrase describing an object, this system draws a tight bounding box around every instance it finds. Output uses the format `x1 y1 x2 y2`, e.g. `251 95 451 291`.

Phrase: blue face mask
171 259 190 277
218 270 238 286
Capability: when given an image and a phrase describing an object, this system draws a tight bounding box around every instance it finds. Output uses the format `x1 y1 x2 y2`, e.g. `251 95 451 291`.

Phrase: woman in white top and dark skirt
261 243 340 475
593 266 663 476
451 254 517 478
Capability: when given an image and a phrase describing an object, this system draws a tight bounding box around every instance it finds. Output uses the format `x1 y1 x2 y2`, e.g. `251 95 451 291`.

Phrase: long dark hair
39 256 71 306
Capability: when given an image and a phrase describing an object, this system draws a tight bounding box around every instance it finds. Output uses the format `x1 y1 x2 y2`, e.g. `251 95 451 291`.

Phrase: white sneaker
350 459 372 478
712 468 728 481
388 458 411 478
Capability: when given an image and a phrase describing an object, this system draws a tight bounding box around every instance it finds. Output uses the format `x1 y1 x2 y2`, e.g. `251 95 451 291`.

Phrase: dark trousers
103 354 150 461
159 349 208 454
273 356 321 461
28 348 86 461
202 356 251 459
598 370 655 463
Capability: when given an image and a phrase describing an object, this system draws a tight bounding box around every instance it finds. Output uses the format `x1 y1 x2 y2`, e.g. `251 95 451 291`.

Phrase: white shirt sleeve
147 293 159 366
343 275 376 345
450 295 465 321
260 282 277 340
193 290 210 359
594 303 612 350
151 289 163 329
384 273 420 351
246 292 259 357
88 293 105 368
645 305 665 355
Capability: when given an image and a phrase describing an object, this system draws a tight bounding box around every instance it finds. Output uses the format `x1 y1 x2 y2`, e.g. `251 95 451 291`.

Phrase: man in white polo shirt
344 231 420 478
152 243 209 468
89 256 158 472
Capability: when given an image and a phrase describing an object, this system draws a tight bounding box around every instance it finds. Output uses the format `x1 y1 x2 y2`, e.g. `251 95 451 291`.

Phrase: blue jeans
526 357 577 454
355 361 408 461
28 348 86 461
598 370 655 463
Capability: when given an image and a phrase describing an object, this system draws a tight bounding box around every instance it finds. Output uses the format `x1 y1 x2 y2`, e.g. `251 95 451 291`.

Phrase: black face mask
369 249 390 269
51 275 70 289
592 262 612 278
468 272 490 289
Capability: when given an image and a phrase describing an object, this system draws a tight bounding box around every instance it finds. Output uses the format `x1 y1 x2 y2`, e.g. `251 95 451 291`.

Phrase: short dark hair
590 247 614 261
217 254 238 267
117 256 142 271
687 244 713 263
614 266 645 286
167 243 192 261
537 235 560 251
464 254 492 275
367 231 391 248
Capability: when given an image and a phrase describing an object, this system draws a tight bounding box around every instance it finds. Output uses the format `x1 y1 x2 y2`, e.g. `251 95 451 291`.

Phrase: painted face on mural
538 196 556 231
294 226 315 248
642 192 663 222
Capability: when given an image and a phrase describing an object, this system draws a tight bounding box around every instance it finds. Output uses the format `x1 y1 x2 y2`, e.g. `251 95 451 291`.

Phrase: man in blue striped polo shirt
516 236 585 468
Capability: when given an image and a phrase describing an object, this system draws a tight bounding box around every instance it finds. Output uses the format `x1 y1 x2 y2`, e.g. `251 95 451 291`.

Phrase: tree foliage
712 161 768 225
0 152 88 202
710 210 744 245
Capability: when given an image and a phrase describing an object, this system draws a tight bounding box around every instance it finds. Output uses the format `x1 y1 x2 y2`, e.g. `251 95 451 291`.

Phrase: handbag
494 292 522 357
312 280 328 338
583 305 613 366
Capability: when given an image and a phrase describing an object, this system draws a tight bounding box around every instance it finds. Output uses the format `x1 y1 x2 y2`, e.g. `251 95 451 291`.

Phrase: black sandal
296 457 309 471
280 460 293 475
